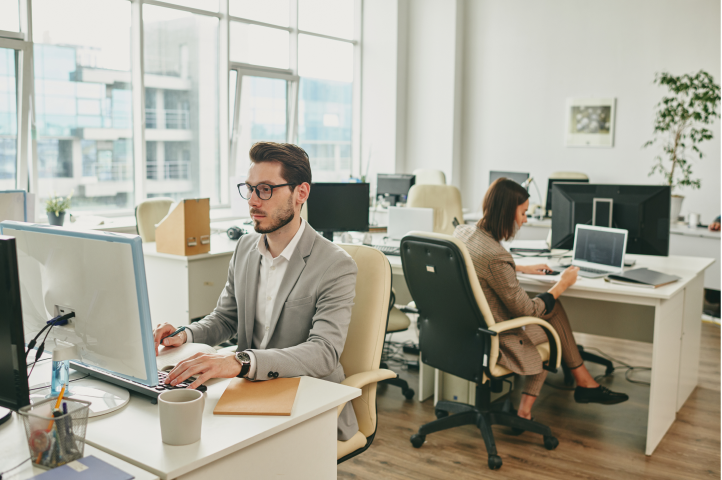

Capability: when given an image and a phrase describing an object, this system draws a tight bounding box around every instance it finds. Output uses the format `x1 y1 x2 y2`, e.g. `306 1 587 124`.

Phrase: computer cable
26 312 76 378
0 456 30 480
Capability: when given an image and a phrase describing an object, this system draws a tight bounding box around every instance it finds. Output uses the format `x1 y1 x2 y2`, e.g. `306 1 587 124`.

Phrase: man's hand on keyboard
166 352 241 390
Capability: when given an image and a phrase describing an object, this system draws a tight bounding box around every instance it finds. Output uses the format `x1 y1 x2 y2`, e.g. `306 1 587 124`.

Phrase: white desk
0 411 159 480
27 361 359 480
388 251 712 456
670 224 720 290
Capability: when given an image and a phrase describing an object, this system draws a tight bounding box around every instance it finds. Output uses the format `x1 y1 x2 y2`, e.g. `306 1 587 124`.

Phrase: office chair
135 197 174 242
413 168 446 185
549 171 588 180
401 231 562 470
406 184 463 235
336 244 397 463
379 288 415 400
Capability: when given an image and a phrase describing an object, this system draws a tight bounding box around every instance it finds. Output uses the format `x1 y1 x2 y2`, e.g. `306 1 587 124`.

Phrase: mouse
544 270 560 276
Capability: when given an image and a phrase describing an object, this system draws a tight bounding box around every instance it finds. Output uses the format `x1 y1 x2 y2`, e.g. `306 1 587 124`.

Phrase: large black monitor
0 235 30 424
377 174 415 206
551 183 671 256
490 171 529 186
307 183 370 241
546 177 589 215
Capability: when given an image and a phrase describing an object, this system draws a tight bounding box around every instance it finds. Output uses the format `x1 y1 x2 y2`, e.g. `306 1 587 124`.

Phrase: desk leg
677 273 704 411
646 291 684 456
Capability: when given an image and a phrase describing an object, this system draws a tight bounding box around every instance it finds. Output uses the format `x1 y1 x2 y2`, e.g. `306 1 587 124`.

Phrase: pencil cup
19 397 90 469
158 389 205 445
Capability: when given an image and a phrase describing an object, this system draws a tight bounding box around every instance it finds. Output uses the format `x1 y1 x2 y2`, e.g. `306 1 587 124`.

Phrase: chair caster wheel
434 409 448 419
487 455 502 469
410 434 426 448
543 435 559 450
403 388 415 400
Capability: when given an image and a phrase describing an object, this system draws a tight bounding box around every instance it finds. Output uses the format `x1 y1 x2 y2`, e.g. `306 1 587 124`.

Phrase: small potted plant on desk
644 70 720 223
46 190 73 226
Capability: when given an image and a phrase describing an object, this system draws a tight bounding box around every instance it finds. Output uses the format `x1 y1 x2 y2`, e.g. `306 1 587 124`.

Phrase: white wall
460 0 721 222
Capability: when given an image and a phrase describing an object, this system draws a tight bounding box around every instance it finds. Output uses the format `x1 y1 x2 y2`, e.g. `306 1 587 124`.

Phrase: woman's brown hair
477 178 530 241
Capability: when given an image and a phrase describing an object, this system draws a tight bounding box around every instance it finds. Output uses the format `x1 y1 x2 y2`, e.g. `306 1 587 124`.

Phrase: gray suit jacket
186 223 359 441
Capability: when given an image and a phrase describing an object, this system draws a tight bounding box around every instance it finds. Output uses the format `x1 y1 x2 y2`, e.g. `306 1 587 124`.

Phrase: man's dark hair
249 142 312 188
477 178 530 241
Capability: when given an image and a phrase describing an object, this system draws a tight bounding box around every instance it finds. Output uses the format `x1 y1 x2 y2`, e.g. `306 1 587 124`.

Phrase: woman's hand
516 264 553 275
548 266 580 299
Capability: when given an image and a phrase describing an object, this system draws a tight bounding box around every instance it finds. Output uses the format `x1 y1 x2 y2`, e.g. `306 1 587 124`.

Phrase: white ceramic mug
688 212 700 228
158 389 205 445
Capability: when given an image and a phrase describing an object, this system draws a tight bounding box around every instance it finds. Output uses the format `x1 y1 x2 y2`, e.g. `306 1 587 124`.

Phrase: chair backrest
338 244 392 438
399 231 496 384
549 171 588 180
406 184 464 235
413 168 446 185
135 197 174 242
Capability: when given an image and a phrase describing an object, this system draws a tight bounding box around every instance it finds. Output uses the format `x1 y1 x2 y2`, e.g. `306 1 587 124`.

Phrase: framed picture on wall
565 98 616 147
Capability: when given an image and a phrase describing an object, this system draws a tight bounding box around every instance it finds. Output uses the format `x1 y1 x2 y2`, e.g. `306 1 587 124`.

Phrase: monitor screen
0 235 30 412
573 227 625 267
377 174 415 197
489 171 529 186
546 178 589 214
307 183 369 234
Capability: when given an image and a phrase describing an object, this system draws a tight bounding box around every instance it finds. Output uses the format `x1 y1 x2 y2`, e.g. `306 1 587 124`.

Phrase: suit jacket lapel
266 224 317 339
243 246 261 349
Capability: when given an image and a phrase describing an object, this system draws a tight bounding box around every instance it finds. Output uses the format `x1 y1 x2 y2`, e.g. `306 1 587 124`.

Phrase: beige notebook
213 377 301 416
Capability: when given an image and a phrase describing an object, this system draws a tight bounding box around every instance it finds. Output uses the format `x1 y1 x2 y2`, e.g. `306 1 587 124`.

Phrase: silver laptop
570 224 628 278
388 207 434 240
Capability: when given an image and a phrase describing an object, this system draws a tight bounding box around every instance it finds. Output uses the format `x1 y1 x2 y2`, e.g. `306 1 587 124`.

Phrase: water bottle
51 359 70 396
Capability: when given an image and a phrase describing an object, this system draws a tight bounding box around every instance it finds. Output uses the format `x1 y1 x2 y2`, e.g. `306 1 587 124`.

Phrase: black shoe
574 385 629 405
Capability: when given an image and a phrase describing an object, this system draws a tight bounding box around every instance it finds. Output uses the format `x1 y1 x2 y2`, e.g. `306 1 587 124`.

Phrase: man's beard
252 197 295 234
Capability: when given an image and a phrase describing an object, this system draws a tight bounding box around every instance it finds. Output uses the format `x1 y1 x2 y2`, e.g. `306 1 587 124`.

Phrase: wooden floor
338 323 721 479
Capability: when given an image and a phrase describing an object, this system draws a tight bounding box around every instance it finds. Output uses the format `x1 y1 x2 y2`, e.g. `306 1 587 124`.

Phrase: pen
160 326 187 344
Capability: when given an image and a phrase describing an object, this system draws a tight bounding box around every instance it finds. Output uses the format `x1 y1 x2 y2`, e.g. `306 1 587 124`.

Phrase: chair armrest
338 369 397 418
488 317 562 371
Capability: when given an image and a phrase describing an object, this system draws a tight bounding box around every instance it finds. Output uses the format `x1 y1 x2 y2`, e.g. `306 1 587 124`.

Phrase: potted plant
644 70 720 223
46 190 73 226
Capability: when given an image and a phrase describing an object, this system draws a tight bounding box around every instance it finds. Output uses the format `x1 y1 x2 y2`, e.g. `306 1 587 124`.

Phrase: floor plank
338 323 721 479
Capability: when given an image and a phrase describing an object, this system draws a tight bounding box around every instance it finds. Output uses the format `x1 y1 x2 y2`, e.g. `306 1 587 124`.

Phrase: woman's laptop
569 225 628 278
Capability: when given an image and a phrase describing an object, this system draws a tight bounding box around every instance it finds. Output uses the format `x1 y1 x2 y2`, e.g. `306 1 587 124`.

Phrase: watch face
236 351 250 363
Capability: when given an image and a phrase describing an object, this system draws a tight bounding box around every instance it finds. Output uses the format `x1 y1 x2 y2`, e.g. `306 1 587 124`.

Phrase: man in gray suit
152 142 359 441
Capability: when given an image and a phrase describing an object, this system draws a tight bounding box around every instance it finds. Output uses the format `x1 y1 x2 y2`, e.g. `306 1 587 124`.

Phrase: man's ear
295 182 310 206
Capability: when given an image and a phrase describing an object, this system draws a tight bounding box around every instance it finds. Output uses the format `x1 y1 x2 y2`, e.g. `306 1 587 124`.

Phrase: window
0 0 20 32
32 0 133 212
0 48 17 189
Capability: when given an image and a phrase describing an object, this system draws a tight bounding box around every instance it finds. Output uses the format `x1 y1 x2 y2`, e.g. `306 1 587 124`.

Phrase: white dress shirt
185 219 307 379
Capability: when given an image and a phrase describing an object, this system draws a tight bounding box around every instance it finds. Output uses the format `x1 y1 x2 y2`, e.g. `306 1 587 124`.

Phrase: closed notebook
213 377 300 416
28 456 133 480
605 268 681 288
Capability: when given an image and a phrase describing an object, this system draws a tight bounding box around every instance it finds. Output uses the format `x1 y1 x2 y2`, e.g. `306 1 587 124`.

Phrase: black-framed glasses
237 182 296 200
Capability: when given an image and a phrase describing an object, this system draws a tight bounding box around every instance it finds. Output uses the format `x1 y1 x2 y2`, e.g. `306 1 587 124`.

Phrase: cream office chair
412 168 446 185
401 231 562 470
379 289 415 400
549 171 588 180
336 244 397 462
135 197 174 242
406 184 464 235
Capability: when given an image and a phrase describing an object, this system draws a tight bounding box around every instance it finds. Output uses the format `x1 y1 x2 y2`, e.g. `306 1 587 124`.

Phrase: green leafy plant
644 70 720 191
45 190 73 217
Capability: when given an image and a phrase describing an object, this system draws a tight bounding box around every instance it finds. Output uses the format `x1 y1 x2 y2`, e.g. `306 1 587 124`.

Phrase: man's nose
248 189 262 207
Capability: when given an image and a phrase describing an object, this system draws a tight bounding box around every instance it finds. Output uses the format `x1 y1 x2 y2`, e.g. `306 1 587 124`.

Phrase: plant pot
47 211 66 226
670 195 684 224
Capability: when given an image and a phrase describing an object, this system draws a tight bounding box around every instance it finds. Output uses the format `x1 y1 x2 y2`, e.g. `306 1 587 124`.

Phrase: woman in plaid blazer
454 178 628 421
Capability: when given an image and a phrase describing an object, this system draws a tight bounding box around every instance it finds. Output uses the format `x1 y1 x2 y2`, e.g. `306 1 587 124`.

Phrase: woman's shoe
574 385 629 405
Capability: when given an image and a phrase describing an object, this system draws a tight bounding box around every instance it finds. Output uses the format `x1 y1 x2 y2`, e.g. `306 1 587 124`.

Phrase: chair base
410 397 558 470
379 361 415 399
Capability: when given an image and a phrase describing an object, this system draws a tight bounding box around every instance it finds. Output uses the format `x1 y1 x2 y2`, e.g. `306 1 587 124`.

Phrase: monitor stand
29 376 130 418
322 231 335 241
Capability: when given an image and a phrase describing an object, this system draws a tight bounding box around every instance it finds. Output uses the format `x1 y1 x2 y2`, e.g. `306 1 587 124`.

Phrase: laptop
568 224 628 278
388 207 434 240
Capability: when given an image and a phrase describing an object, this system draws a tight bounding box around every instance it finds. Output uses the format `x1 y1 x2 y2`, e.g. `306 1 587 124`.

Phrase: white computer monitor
0 221 157 414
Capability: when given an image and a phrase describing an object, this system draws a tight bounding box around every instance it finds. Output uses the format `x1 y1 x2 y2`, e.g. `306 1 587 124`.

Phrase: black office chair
401 232 562 470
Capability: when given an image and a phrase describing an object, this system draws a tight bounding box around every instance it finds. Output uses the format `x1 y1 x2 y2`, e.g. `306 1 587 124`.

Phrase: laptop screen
573 227 625 268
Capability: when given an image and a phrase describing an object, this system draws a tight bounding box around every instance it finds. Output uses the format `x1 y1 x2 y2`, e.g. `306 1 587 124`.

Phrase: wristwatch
234 351 252 378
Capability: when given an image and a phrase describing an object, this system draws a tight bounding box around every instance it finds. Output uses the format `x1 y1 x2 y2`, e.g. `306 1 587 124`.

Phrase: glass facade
0 48 17 189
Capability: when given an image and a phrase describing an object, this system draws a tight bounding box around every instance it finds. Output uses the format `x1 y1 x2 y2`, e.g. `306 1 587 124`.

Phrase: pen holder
19 397 91 469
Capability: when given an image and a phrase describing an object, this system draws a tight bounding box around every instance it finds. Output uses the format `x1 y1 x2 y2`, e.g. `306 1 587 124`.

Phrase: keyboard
578 266 610 275
70 361 207 404
372 245 401 256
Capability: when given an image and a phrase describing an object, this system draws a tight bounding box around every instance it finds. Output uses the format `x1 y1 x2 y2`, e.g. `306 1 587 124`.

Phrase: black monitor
0 235 30 425
490 171 529 186
546 177 589 215
377 174 415 206
551 183 671 256
307 183 370 241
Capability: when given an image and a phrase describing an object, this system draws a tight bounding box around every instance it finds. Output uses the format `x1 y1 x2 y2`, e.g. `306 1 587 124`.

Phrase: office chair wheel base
403 388 415 400
543 435 559 450
487 455 502 470
434 409 448 419
410 434 426 448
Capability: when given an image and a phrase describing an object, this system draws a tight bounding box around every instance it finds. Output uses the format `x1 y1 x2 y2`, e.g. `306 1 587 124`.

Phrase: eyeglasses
237 182 296 200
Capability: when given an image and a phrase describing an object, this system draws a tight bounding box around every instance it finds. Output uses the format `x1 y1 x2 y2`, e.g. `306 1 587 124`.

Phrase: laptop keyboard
578 266 610 275
372 245 400 256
